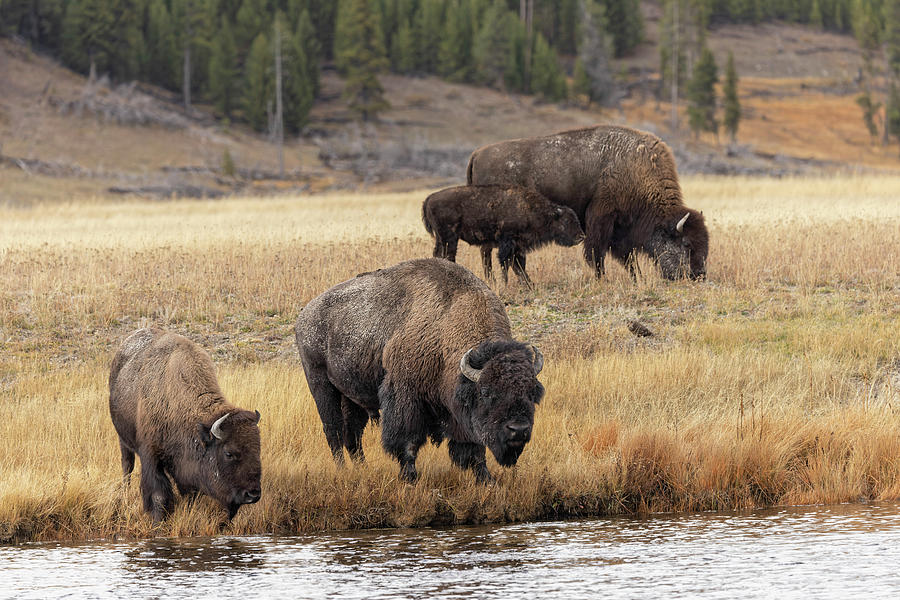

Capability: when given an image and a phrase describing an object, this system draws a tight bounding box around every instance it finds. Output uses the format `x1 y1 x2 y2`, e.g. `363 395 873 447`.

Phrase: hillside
2 15 899 204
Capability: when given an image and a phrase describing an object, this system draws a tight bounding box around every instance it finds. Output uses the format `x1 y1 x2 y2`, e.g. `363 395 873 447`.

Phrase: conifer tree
336 0 390 121
438 0 474 82
234 0 267 53
208 17 239 117
61 0 144 80
243 31 273 131
391 17 416 73
284 16 314 132
573 57 591 102
577 0 616 105
686 46 719 137
296 8 321 95
473 0 519 88
530 32 566 101
145 0 179 89
723 51 741 142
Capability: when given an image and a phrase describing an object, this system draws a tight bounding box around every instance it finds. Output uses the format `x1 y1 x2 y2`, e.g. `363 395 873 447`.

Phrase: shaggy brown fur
422 184 584 285
467 125 709 280
109 327 262 523
294 258 545 483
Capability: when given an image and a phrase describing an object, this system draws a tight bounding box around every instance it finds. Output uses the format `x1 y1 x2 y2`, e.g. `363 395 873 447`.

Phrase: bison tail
422 201 435 237
465 153 474 185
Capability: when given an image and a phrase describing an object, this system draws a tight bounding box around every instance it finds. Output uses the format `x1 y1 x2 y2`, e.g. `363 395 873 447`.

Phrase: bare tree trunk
274 23 284 177
670 1 679 131
183 43 191 109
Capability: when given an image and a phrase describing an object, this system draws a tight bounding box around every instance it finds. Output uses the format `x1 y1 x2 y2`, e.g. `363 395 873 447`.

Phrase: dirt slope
1 16 898 204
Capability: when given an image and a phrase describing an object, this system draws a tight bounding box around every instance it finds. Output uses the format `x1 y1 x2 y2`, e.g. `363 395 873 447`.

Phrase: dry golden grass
2 175 900 543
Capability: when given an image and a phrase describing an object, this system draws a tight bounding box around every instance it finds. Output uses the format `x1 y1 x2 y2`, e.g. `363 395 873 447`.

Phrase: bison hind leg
119 439 136 486
448 440 493 483
342 396 369 463
480 246 494 281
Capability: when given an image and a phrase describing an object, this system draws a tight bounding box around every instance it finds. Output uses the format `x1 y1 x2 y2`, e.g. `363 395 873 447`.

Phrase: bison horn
210 412 232 440
532 345 544 375
676 212 690 234
460 348 483 383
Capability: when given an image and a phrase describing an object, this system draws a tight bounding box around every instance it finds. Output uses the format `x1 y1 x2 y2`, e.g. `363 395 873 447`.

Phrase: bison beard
467 125 709 281
294 259 545 484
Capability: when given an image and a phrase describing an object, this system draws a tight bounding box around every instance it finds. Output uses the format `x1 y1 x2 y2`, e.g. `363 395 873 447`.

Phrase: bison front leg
584 210 614 279
139 453 174 523
448 440 493 483
510 250 533 288
379 379 426 483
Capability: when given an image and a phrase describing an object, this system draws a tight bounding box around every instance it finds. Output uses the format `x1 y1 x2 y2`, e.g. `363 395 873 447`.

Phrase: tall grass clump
1 175 899 542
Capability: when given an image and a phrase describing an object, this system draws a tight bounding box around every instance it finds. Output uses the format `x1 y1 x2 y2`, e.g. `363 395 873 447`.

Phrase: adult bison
467 125 708 280
423 184 584 285
109 327 262 523
294 258 545 483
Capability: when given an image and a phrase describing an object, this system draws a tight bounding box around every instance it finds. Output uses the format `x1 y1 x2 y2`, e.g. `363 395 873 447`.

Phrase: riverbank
2 177 899 543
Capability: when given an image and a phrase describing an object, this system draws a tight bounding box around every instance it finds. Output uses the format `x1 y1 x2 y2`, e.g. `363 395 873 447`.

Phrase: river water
3 502 900 599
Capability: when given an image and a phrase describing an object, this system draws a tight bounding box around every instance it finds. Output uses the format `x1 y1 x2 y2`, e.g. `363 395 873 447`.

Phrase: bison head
197 409 262 518
456 341 545 467
648 209 708 280
548 204 585 247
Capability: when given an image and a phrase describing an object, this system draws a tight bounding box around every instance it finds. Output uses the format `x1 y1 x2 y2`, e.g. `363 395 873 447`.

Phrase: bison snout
504 420 532 446
242 487 261 504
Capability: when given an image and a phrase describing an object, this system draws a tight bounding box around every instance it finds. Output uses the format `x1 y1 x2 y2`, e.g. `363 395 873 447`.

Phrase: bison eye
224 450 237 461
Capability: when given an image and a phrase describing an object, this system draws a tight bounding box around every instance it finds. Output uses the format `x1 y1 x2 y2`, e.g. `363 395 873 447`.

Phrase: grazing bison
294 258 545 483
109 327 262 523
467 125 709 280
423 184 584 286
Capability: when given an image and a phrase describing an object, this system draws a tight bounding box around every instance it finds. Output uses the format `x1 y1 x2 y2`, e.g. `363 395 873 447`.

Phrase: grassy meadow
1 176 900 543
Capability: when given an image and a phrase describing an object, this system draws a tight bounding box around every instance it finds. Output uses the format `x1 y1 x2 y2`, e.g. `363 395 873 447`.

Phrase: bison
294 258 545 483
109 327 262 523
467 125 709 280
423 184 584 286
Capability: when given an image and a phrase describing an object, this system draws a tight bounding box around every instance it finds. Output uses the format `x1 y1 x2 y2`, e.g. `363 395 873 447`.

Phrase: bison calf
295 258 545 483
109 327 262 523
423 184 583 285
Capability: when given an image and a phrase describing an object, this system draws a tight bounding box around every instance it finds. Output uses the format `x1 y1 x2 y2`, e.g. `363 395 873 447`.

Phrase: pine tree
296 8 321 96
601 0 644 57
235 0 267 53
438 0 474 82
243 31 273 131
723 51 741 142
172 0 213 108
145 0 179 89
208 17 239 117
61 0 144 80
572 57 591 103
336 0 390 121
284 15 314 132
391 17 416 73
529 32 566 101
577 0 616 106
473 0 518 88
686 46 719 137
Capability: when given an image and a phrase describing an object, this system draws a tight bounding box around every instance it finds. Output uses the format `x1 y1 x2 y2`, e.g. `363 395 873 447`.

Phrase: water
4 503 900 599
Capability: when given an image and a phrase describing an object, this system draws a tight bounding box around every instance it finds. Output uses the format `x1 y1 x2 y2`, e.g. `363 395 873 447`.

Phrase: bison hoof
399 465 419 484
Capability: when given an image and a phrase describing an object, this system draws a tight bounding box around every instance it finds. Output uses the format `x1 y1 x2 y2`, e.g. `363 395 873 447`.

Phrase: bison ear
197 423 215 447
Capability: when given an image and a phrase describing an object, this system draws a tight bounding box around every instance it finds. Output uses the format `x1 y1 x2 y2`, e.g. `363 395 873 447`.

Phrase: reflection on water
4 503 900 599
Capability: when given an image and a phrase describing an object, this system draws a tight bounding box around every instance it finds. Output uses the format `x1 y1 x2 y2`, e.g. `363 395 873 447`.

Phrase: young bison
109 327 262 523
422 184 584 286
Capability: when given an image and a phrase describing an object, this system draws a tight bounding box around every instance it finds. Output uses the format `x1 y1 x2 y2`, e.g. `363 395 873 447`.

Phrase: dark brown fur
109 327 262 523
294 258 545 483
467 125 709 280
422 184 584 285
